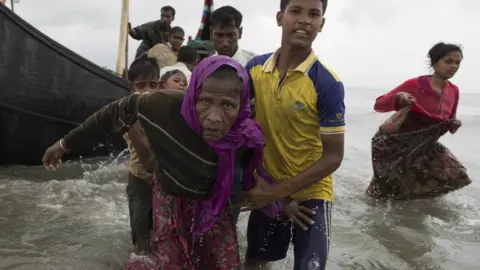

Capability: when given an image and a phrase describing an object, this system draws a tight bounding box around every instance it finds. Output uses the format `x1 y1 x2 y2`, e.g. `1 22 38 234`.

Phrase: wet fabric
126 173 153 246
123 177 241 270
180 55 282 235
246 199 332 269
367 108 471 200
151 179 241 269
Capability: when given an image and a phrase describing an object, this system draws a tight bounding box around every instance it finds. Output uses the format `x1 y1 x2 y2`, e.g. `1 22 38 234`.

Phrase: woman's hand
236 171 282 211
395 92 416 109
450 118 462 132
282 199 316 231
42 140 67 171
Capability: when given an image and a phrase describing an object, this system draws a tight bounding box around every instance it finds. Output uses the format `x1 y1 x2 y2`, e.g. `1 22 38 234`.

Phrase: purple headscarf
181 55 282 235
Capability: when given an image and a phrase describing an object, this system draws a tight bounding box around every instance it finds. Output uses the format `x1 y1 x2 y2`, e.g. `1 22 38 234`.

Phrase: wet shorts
246 199 332 270
126 173 153 245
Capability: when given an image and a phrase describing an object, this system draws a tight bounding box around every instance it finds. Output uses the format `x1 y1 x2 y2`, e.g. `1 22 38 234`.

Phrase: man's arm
62 93 142 153
276 80 346 198
129 21 155 40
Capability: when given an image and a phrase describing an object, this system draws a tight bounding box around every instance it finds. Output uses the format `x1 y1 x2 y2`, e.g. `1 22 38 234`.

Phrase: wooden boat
0 3 129 166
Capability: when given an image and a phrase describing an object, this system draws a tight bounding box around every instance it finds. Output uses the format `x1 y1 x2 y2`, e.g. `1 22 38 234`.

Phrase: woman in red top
368 42 471 200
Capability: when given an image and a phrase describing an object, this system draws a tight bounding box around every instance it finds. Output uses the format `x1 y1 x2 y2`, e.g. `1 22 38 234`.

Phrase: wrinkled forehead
212 25 239 35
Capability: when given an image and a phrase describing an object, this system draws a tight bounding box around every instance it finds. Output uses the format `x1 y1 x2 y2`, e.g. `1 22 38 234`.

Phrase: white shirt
215 47 256 66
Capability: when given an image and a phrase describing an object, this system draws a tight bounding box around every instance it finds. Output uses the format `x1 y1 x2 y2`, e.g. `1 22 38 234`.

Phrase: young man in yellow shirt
240 0 345 269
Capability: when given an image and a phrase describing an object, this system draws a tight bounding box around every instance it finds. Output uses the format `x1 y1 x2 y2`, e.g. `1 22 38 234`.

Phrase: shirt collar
262 49 317 74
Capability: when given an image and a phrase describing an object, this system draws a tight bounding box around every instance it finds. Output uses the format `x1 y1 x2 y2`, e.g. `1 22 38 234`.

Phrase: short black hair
428 42 463 66
211 6 242 28
161 6 175 17
280 0 328 14
177 46 198 64
170 26 184 36
128 54 159 82
205 65 243 94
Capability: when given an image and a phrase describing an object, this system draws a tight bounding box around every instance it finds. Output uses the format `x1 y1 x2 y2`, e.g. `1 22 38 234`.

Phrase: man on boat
129 6 176 58
240 0 345 269
211 6 255 66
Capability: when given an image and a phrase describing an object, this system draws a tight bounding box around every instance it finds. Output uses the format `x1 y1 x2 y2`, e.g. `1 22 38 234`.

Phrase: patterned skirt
124 177 241 270
367 108 471 200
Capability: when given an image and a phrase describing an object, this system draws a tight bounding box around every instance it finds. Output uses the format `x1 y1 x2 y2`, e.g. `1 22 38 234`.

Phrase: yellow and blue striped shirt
246 50 345 201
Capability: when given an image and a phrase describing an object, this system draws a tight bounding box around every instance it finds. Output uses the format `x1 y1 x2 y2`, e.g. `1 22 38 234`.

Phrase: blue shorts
246 199 332 270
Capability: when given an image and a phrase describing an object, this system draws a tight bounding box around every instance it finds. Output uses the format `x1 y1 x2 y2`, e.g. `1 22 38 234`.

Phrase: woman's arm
449 86 461 134
374 79 416 112
129 21 155 40
62 93 142 153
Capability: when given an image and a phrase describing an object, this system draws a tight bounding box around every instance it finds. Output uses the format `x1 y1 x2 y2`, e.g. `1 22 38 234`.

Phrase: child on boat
41 55 280 269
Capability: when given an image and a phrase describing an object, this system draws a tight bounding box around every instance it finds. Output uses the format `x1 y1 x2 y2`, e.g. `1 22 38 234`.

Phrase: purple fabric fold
180 55 282 235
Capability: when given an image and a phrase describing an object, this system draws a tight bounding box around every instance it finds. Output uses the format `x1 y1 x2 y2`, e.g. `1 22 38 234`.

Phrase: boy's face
277 0 325 49
169 32 185 51
130 76 160 93
211 24 242 57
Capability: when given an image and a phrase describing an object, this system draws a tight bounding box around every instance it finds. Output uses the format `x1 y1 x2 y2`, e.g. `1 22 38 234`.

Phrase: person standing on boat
367 42 471 199
129 6 176 58
122 55 160 254
211 6 255 66
147 27 185 69
239 0 345 269
41 56 281 269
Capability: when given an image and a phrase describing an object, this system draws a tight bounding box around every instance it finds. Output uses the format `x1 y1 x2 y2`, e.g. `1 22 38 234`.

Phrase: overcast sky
9 0 479 92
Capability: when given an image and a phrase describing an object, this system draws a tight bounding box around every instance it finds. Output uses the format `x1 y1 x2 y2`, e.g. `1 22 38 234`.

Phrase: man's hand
282 199 316 231
235 171 281 211
42 140 67 171
395 92 416 109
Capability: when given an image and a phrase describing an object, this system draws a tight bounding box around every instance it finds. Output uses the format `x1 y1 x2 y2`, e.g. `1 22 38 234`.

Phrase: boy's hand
282 199 316 231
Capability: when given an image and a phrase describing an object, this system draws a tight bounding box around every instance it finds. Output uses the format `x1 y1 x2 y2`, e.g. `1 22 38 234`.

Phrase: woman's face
196 76 242 142
433 51 463 79
164 73 188 91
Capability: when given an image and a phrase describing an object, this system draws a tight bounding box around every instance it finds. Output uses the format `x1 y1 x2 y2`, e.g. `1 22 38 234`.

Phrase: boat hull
0 4 129 166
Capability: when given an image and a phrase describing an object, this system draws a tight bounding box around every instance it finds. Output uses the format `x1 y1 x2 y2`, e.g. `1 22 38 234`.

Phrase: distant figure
369 42 471 199
160 45 198 84
211 6 255 66
129 6 176 58
146 26 185 69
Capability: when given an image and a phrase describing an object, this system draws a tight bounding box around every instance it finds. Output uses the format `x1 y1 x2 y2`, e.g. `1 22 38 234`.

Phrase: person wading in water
368 42 471 200
240 0 345 269
42 56 281 269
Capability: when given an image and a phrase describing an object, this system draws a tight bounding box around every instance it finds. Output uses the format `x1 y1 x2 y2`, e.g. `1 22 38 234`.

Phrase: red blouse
374 76 459 132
